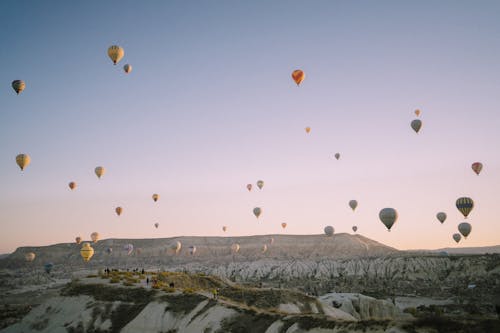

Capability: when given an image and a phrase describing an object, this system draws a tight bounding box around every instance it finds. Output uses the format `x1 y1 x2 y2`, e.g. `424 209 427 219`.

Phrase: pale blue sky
1 1 500 253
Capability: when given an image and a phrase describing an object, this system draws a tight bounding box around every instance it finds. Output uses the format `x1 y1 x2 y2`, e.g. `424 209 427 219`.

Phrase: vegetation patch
61 282 156 303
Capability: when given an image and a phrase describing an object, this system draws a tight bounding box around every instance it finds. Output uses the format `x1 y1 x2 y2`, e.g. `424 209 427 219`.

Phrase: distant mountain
0 233 398 269
432 245 500 255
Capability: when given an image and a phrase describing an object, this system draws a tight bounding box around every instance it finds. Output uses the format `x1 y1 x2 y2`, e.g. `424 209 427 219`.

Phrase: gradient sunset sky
1 1 499 253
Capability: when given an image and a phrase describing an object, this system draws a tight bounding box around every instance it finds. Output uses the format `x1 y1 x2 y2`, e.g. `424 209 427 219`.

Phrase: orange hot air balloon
471 162 483 175
281 222 287 229
246 184 252 191
222 226 227 232
69 182 77 190
291 70 305 86
115 207 123 216
414 109 421 117
305 127 311 134
152 193 159 202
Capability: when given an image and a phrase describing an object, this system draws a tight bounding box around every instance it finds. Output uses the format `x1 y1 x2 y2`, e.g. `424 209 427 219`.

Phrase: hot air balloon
334 153 340 160
188 245 196 255
453 233 461 243
154 222 159 229
324 226 334 236
414 109 421 117
246 184 252 191
123 64 132 73
115 207 123 216
106 247 113 254
379 208 398 231
456 197 474 218
281 222 287 229
458 222 472 239
222 226 227 232
262 244 268 253
16 154 31 171
80 243 94 262
171 241 182 254
95 166 105 179
471 162 483 175
231 243 240 253
68 182 77 190
124 243 134 255
269 237 274 245
44 263 54 274
253 207 262 218
25 252 35 262
75 236 82 244
291 69 305 86
12 80 26 95
411 119 422 133
152 194 159 202
352 226 358 233
305 127 311 134
257 180 264 190
436 212 447 224
107 45 124 65
349 200 358 211
90 232 99 243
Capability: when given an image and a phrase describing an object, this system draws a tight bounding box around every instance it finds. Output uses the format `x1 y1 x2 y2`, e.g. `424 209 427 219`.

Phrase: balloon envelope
305 127 311 134
334 153 340 160
246 184 252 191
80 243 94 262
414 109 421 117
154 223 159 228
115 207 123 216
222 226 227 232
75 236 82 244
256 180 264 190
90 232 99 243
262 244 268 253
458 222 472 238
349 200 358 211
453 233 462 243
411 119 422 133
124 243 134 255
324 226 334 236
456 197 474 218
379 208 398 231
152 194 159 202
25 252 35 262
44 263 54 274
253 207 262 218
291 69 305 86
69 182 77 190
231 243 240 253
471 162 483 175
12 80 26 94
95 166 105 179
352 226 358 233
123 64 132 73
188 245 196 255
436 212 447 224
281 222 287 229
16 154 31 171
107 45 124 65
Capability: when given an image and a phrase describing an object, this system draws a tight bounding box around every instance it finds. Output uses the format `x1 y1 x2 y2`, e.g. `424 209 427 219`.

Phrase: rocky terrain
1 234 499 332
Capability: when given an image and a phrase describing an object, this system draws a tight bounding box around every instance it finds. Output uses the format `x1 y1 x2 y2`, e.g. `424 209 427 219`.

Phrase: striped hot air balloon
456 197 474 218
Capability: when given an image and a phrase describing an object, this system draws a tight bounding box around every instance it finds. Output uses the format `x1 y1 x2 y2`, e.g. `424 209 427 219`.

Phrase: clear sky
1 1 499 254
